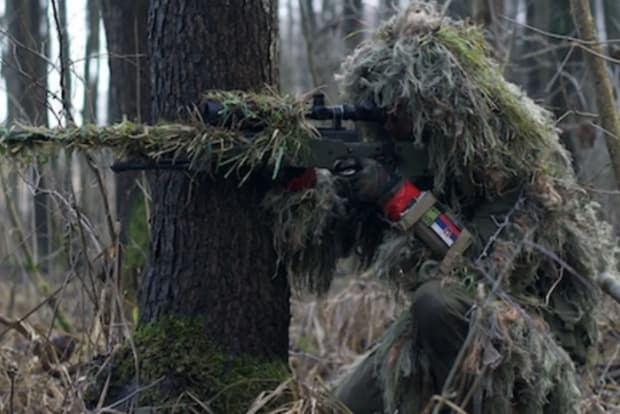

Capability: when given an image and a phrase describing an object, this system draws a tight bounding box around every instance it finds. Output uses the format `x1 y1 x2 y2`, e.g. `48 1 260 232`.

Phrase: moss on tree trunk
101 317 289 412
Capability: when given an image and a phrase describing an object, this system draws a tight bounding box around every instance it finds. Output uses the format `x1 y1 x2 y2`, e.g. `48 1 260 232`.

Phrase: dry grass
1 274 618 413
0 274 404 413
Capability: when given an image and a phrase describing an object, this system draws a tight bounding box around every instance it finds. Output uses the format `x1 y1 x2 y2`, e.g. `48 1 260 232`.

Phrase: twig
0 164 73 331
185 391 216 414
0 314 32 339
96 376 165 412
524 239 620 304
8 365 16 414
431 395 470 414
600 344 620 384
84 152 116 242
95 369 113 411
501 15 620 45
49 0 74 123
544 44 576 94
432 213 535 413
0 277 75 342
439 0 454 22
475 191 525 265
598 272 620 304
430 309 479 414
545 268 565 306
523 240 596 288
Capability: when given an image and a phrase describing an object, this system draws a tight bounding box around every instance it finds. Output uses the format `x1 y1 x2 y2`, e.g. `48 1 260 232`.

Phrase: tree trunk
3 1 49 125
299 0 342 98
473 0 503 25
102 0 151 307
82 0 101 124
524 0 554 97
343 0 364 52
604 0 620 63
102 0 151 124
448 0 473 18
280 0 295 91
126 0 290 409
3 0 50 272
381 0 399 19
605 0 620 36
571 0 620 184
523 0 591 171
58 0 72 117
299 0 322 87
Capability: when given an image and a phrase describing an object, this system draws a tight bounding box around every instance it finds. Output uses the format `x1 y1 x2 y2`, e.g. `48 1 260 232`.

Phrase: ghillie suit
264 1 620 413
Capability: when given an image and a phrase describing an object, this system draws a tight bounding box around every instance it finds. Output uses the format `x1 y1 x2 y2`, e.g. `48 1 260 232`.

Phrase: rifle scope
201 93 386 130
307 93 386 127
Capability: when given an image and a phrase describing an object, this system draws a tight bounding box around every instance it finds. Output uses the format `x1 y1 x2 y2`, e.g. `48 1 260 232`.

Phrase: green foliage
112 317 289 413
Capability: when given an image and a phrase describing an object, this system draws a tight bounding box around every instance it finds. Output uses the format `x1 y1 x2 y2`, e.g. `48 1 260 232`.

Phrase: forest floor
0 275 618 413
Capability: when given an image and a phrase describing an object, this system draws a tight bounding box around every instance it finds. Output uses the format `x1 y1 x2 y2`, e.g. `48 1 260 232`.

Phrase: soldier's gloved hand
332 158 401 204
332 157 422 221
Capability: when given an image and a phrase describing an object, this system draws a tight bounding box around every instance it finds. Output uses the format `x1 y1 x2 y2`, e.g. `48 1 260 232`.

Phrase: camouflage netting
263 1 620 412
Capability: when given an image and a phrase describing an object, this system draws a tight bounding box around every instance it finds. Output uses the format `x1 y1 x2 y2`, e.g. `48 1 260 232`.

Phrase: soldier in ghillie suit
264 2 620 413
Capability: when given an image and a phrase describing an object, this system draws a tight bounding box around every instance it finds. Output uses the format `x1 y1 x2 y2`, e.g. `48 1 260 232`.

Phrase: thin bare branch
50 0 74 123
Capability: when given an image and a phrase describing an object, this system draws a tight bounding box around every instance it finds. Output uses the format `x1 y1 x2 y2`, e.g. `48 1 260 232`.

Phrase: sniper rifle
110 93 431 182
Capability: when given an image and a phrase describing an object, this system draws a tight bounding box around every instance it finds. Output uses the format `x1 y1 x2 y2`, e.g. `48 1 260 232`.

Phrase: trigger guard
339 168 358 177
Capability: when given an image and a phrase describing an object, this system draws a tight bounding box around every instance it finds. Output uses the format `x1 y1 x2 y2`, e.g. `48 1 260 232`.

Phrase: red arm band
382 180 421 221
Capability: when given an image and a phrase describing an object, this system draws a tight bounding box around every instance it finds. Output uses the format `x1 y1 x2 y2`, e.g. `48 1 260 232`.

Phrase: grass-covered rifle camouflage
111 93 431 182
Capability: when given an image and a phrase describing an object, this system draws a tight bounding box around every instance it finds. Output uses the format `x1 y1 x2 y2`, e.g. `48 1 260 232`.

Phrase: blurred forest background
0 0 619 412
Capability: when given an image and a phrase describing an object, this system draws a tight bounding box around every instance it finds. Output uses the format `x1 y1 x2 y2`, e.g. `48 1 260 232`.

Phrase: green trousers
334 280 473 413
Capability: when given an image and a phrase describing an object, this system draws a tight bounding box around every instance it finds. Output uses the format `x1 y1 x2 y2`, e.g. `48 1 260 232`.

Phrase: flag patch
422 207 461 247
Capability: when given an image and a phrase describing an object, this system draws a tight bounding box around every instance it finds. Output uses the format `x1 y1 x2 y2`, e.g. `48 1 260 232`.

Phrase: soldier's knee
411 280 471 355
412 280 454 328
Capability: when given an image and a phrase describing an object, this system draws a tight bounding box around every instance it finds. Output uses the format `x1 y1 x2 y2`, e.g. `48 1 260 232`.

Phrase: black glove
332 158 402 204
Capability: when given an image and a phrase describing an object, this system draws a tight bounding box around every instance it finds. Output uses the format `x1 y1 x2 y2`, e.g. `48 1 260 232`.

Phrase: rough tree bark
121 0 290 410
